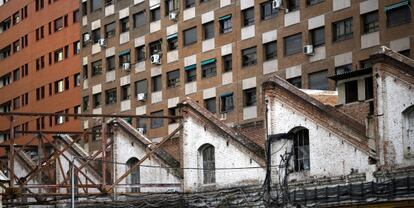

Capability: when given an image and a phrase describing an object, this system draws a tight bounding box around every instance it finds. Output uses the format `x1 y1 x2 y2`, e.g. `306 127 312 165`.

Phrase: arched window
126 157 140 192
290 127 310 172
199 144 215 184
403 106 414 157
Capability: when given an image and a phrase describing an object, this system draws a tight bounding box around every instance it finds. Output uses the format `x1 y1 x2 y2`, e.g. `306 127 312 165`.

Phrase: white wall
376 70 414 168
267 97 375 183
182 117 265 192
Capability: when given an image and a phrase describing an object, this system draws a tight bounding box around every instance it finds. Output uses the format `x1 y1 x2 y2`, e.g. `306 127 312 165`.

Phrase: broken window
199 144 215 184
345 80 358 103
292 128 310 172
126 157 140 193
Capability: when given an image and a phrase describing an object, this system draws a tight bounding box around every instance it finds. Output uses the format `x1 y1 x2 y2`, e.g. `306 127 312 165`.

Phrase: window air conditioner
137 93 147 101
83 33 91 43
98 38 106 47
303 45 314 55
272 0 282 9
137 128 146 134
169 12 178 21
122 62 131 71
151 54 161 65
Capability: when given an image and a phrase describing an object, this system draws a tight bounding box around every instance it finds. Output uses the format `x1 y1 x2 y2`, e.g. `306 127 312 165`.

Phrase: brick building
79 0 413 151
0 0 81 152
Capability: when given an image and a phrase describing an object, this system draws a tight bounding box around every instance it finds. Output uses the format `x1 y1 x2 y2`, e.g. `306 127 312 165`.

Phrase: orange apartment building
0 0 81 159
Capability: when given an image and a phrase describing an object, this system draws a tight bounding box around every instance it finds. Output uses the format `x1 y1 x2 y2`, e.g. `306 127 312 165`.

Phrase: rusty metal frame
0 112 183 204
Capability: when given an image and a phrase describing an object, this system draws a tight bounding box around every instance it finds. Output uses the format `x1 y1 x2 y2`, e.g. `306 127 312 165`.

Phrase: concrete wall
375 67 414 168
267 97 375 183
182 117 265 192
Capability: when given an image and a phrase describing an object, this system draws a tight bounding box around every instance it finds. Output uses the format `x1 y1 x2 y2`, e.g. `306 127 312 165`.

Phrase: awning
167 33 178 40
184 64 196 71
220 92 233 97
201 58 216 65
385 0 410 12
118 49 131 56
219 15 232 21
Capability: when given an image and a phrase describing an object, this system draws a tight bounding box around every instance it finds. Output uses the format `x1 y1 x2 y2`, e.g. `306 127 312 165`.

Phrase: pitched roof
370 46 414 78
178 99 266 166
263 76 376 158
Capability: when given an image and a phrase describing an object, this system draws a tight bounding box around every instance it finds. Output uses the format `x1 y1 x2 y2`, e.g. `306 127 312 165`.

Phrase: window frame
241 46 257 67
284 33 302 56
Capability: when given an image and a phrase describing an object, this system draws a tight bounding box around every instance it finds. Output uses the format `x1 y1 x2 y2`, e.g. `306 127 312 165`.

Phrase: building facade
0 0 81 147
79 0 413 151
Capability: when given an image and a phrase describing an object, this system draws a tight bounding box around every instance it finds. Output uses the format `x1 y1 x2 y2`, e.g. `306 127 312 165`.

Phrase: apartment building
0 0 81 146
80 0 413 150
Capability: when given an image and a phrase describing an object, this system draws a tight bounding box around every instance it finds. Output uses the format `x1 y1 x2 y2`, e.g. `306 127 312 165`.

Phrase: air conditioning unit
83 33 91 43
220 113 227 120
98 38 106 47
151 54 161 65
303 45 314 55
169 12 178 21
137 128 146 134
137 93 147 101
122 62 131 71
272 0 282 9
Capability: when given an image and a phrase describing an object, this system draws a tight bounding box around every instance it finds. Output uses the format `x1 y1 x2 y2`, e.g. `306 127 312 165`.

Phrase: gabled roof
178 99 266 167
370 46 414 78
263 76 376 158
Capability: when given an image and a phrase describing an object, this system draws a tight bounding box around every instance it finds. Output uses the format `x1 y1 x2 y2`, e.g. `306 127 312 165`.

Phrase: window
13 40 20 53
185 65 196 82
184 0 195 8
55 111 65 125
83 65 88 79
73 41 80 55
54 79 65 93
288 76 302 88
219 15 232 34
74 73 81 87
13 97 20 110
91 60 102 76
335 64 352 75
167 34 178 51
386 2 411 27
345 80 358 103
82 96 89 111
292 128 310 172
82 1 88 16
365 77 373 100
150 8 161 22
53 48 64 62
12 12 20 25
333 18 353 42
151 110 163 128
73 9 80 23
82 33 90 47
222 55 232 72
199 144 215 184
135 79 147 96
149 40 162 55
105 88 117 105
220 93 234 112
152 75 162 92
244 88 257 107
136 46 145 62
126 158 140 193
284 33 302 56
184 27 197 46
201 59 216 78
92 28 101 44
362 11 379 34
242 47 257 67
360 59 372 69
310 27 325 47
133 11 146 28
307 0 324 6
105 22 116 38
264 41 277 61
287 0 299 11
308 70 328 90
167 70 180 88
166 0 179 14
242 8 255 27
203 22 214 40
105 0 114 6
168 107 179 124
36 0 45 11
93 93 102 108
121 84 130 100
205 98 216 113
403 105 414 157
261 1 278 20
54 17 63 31
13 69 20 81
91 0 102 12
119 51 131 66
92 126 101 141
399 49 411 57
106 56 115 71
120 17 129 33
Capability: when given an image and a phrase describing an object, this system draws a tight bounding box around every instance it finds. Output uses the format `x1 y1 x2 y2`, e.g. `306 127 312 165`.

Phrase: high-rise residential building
0 0 81 145
80 0 413 151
